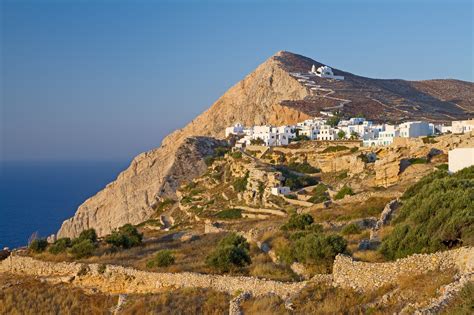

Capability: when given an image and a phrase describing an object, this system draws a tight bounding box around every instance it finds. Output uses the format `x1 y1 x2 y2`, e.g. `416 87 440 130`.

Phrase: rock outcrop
57 137 225 238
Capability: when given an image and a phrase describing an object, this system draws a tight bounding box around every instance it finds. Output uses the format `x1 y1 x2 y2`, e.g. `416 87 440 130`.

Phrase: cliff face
57 137 226 238
57 52 311 238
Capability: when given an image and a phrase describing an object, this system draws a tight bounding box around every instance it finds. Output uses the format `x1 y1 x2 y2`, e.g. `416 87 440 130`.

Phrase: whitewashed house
271 186 291 196
452 120 474 134
225 123 245 137
448 148 474 173
398 121 433 138
317 125 337 141
311 65 344 80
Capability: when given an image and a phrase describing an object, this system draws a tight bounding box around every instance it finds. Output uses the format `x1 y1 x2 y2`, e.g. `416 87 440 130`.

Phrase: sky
1 0 473 161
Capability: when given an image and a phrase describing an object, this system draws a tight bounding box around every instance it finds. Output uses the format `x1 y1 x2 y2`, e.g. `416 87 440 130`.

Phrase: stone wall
333 247 473 291
0 255 306 299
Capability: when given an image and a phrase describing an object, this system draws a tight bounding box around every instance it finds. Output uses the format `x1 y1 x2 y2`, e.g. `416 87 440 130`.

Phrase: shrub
337 130 346 139
286 162 320 174
204 156 215 166
70 239 96 259
326 116 340 127
282 214 314 231
233 173 249 192
436 164 448 171
105 224 143 249
308 184 329 204
250 138 265 145
48 237 72 254
422 136 438 144
215 208 242 219
29 239 48 253
322 145 349 153
98 264 107 274
341 223 361 235
380 166 474 260
350 147 358 153
292 233 347 265
334 186 354 200
214 146 229 157
409 157 428 165
231 151 242 159
147 250 175 268
206 233 251 272
75 229 97 244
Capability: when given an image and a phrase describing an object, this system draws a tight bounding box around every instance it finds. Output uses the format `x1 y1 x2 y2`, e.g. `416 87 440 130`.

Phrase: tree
337 130 346 139
350 131 359 140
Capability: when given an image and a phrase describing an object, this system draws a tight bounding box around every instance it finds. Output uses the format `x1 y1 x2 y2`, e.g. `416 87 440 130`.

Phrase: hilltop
57 51 473 239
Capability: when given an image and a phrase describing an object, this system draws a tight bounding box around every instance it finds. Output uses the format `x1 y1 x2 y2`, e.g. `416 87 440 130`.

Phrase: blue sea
0 160 128 249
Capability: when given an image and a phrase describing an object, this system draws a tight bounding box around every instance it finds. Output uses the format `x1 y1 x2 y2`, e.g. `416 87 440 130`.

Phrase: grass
0 274 117 314
113 288 230 315
441 282 474 315
214 208 243 219
312 196 390 222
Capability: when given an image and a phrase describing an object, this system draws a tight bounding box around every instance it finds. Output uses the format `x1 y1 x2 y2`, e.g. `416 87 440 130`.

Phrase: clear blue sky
1 0 472 161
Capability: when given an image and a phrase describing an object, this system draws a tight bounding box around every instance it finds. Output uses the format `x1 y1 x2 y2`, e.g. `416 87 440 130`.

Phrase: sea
0 160 129 249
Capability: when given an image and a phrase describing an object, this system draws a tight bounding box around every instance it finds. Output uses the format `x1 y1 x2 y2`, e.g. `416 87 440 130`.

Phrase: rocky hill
57 51 473 238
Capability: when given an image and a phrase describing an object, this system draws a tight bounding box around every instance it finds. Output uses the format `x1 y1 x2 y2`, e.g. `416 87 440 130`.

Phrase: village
226 114 474 148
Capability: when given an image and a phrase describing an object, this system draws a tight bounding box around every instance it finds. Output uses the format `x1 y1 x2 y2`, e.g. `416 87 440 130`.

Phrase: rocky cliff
57 51 474 238
57 137 226 238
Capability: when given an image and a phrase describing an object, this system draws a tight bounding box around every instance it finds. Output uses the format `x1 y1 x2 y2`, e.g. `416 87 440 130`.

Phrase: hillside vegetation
380 166 474 259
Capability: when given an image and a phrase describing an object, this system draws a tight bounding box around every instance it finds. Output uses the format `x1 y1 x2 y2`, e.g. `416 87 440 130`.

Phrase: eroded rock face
57 137 226 238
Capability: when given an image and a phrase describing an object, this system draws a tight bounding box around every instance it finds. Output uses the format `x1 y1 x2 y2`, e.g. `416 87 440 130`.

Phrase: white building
225 123 245 137
310 65 344 80
271 186 291 196
398 121 433 138
448 148 474 173
452 120 474 134
317 125 337 141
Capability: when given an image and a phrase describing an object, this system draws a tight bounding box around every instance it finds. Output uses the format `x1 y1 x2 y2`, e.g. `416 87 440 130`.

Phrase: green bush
147 250 175 268
206 233 251 272
204 156 215 166
214 146 229 157
350 147 359 153
322 145 349 153
292 233 347 265
74 229 97 244
276 232 347 269
231 151 242 159
48 237 72 254
98 264 107 274
308 184 329 204
70 239 96 259
282 214 314 231
341 223 361 235
29 238 48 253
409 157 428 165
326 116 340 127
380 166 474 260
215 208 242 219
105 224 143 249
334 186 354 200
286 162 321 174
233 173 249 192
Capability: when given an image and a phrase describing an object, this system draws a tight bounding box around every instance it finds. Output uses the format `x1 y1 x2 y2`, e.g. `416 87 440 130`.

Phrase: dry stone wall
0 255 307 299
333 247 473 291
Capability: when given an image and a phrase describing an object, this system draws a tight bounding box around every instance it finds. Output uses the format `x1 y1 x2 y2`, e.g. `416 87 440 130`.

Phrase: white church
311 65 344 80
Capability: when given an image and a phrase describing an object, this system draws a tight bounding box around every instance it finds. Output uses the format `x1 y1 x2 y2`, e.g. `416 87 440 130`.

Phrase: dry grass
240 294 289 315
352 250 386 262
441 281 474 315
311 196 391 222
0 274 117 315
120 288 230 315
